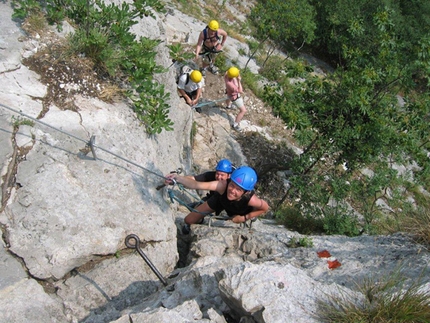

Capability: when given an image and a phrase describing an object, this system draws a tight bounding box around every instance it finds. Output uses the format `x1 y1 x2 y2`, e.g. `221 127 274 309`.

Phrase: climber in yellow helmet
177 69 204 112
195 20 228 75
224 67 246 131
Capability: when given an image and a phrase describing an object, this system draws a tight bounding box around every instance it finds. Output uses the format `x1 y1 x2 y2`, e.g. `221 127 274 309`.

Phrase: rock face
1 2 429 323
216 261 336 323
0 1 187 321
0 1 186 281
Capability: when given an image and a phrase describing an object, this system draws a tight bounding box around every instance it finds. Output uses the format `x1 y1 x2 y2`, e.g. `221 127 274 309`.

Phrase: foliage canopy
256 0 430 234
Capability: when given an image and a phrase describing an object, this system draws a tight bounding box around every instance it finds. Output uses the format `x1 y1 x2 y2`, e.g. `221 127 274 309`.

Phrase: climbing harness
199 48 222 66
200 48 223 57
125 234 168 286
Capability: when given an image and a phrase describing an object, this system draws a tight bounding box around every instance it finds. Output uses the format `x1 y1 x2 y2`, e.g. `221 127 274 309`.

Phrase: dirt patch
22 33 119 118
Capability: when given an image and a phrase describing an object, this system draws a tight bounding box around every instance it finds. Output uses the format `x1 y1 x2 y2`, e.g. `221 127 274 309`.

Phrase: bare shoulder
248 194 268 210
219 28 228 36
197 31 204 41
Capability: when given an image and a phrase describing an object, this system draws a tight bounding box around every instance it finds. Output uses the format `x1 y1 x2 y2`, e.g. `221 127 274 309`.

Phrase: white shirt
177 73 203 93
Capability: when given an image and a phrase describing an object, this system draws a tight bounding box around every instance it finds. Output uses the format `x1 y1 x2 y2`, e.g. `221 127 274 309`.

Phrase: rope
0 102 166 180
167 184 213 216
1 103 88 145
193 97 228 109
2 104 229 220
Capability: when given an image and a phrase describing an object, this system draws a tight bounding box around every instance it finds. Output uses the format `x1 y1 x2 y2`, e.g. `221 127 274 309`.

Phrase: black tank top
194 171 216 200
207 179 254 216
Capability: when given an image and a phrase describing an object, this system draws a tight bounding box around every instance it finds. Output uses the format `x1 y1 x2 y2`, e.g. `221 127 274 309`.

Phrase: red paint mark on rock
328 259 341 269
317 250 331 258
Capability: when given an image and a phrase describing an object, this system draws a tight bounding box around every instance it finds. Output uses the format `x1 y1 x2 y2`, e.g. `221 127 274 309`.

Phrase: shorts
231 96 244 109
179 89 198 101
201 45 220 63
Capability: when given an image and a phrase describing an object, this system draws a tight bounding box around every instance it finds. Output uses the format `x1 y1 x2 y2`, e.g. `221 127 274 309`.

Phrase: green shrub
275 205 324 234
69 28 111 72
259 55 285 83
214 53 228 75
323 208 361 237
11 0 41 19
131 83 173 134
287 236 314 248
20 0 172 135
240 69 263 97
168 43 194 64
275 201 361 236
246 39 260 55
284 58 313 78
66 0 170 134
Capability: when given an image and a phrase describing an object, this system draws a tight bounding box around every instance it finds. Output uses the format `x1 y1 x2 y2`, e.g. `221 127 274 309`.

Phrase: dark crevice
1 140 18 212
175 227 193 268
1 123 34 212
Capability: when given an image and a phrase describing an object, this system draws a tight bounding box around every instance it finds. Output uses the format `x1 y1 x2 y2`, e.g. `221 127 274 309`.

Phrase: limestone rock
216 261 364 323
1 2 429 323
0 279 68 323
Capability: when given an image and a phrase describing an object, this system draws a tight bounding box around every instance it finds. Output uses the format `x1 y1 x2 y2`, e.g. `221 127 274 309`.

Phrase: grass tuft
317 269 430 322
401 207 430 247
22 12 47 36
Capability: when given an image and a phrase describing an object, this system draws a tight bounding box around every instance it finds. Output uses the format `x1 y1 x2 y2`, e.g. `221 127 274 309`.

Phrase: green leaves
168 43 194 64
59 0 171 134
11 0 41 19
132 84 173 134
263 1 430 234
250 0 316 56
133 0 166 18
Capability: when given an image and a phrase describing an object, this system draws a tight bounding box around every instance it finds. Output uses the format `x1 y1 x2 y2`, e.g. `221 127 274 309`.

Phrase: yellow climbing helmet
227 67 240 79
208 20 219 31
190 70 202 83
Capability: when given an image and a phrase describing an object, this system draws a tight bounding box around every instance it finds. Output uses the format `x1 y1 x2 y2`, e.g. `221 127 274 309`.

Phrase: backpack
175 60 199 85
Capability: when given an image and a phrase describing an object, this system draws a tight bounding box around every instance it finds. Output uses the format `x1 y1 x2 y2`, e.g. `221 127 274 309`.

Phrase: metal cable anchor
125 234 168 286
156 167 183 190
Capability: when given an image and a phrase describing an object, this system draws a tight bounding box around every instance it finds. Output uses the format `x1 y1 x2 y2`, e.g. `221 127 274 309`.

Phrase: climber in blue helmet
165 166 269 234
185 159 234 209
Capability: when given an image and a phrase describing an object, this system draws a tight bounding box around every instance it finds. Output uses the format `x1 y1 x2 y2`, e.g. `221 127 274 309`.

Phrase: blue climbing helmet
216 159 233 173
230 166 257 191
